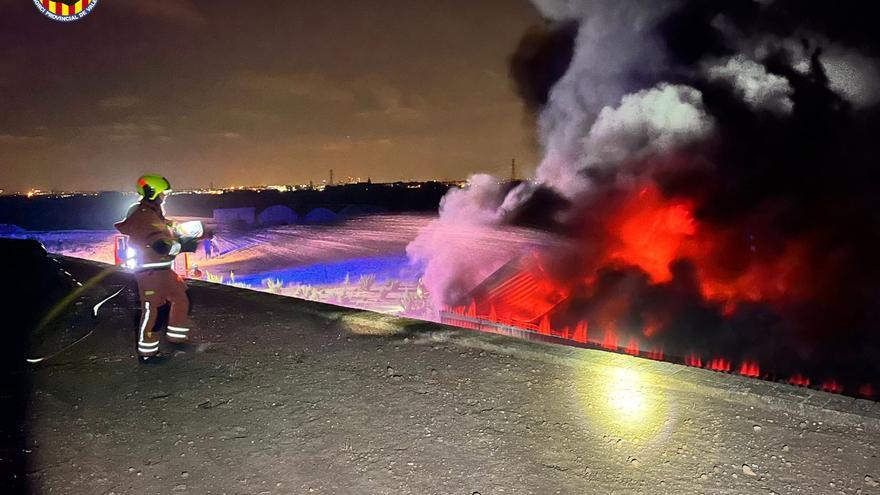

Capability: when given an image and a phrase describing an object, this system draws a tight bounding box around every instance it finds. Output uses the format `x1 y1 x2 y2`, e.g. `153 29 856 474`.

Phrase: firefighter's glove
151 239 182 256
168 241 182 256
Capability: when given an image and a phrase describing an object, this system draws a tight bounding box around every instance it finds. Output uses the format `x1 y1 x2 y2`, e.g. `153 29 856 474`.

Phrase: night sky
0 0 540 192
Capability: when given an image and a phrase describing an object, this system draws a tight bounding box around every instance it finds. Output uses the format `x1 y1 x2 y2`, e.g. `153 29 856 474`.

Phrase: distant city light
0 180 464 198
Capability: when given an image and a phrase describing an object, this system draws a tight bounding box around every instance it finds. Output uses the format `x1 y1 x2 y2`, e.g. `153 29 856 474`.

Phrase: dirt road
19 258 880 494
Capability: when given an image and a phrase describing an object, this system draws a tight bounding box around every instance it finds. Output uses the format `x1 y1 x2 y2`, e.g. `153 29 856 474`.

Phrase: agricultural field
4 214 557 320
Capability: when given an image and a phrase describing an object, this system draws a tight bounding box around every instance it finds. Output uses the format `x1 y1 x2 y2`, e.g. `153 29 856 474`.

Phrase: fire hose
25 285 127 364
27 222 205 364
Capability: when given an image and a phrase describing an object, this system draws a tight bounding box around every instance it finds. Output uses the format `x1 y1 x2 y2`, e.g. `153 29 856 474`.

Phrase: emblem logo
33 0 99 22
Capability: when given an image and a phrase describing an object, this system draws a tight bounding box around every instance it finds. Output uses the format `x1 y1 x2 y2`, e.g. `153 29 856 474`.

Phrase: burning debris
412 0 880 397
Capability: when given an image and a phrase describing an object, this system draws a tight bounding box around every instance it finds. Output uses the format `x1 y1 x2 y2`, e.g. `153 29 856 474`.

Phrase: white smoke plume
705 55 794 115
821 47 880 109
583 83 714 168
408 0 872 309
407 0 714 308
719 25 879 109
406 175 562 308
533 0 681 198
404 0 880 389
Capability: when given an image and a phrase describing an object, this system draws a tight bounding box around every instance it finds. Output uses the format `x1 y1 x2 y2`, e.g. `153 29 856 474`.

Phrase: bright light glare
175 221 204 239
607 368 647 419
575 356 669 442
125 247 137 269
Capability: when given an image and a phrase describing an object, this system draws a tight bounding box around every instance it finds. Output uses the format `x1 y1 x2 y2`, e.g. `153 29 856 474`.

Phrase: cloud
118 0 206 27
79 121 167 141
321 142 352 152
0 134 47 144
232 71 425 126
233 73 354 104
355 82 425 122
98 95 141 110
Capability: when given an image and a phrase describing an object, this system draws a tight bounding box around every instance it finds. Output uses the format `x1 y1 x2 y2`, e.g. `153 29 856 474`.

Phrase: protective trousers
135 268 191 356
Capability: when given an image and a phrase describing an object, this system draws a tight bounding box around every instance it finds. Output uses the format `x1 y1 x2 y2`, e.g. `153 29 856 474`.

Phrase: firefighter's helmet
136 175 171 201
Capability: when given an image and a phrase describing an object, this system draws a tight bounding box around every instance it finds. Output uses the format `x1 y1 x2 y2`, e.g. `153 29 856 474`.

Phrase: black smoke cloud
656 0 880 340
508 21 579 113
495 0 880 391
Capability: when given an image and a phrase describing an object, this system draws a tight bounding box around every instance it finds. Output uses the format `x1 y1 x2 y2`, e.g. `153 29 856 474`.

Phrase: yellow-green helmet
136 174 171 200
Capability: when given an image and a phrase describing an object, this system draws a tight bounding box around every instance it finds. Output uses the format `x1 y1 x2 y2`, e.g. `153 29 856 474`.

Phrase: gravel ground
20 259 880 495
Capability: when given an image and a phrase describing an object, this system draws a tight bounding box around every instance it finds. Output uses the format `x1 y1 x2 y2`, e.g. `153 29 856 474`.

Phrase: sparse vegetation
209 268 424 316
400 287 429 314
291 284 325 301
358 274 376 291
263 278 285 293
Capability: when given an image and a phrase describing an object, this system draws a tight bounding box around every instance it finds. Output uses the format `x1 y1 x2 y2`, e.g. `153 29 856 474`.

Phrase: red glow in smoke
642 320 660 338
601 185 809 311
609 187 696 283
451 183 856 397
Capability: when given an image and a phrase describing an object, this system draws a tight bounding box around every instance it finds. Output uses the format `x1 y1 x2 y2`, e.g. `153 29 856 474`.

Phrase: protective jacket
114 200 177 269
115 199 192 357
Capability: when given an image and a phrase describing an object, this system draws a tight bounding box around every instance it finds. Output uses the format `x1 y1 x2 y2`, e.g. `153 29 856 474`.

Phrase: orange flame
609 187 696 283
738 361 760 378
685 354 703 368
708 358 731 372
601 328 619 350
625 337 640 356
602 185 809 311
572 321 588 343
820 380 843 394
789 375 811 387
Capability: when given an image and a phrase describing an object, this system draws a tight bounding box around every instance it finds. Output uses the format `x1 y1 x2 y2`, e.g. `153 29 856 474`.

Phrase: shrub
263 278 285 293
358 274 376 291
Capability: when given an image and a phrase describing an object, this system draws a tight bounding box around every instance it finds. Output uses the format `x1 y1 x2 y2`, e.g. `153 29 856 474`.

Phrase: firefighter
115 175 197 362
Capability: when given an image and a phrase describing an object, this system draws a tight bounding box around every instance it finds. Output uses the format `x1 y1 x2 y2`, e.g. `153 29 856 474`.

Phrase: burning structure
409 0 880 397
